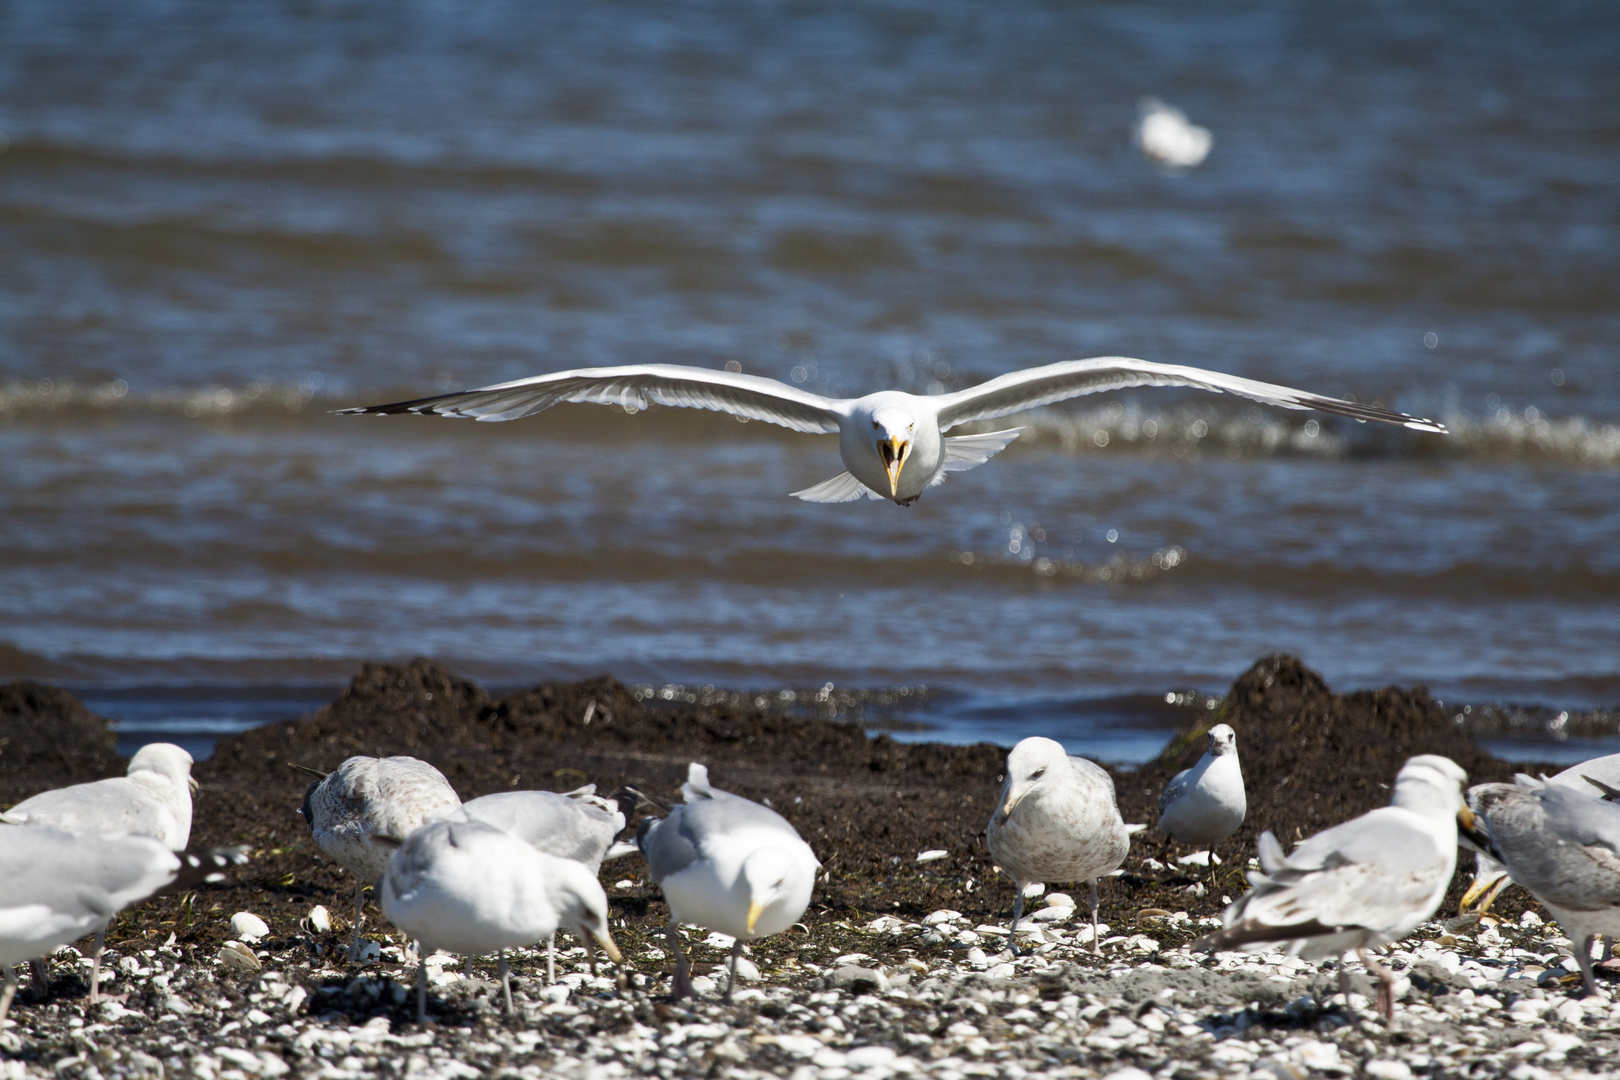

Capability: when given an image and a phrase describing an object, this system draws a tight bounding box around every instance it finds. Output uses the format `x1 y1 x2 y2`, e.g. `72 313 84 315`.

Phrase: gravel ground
3 891 1614 1080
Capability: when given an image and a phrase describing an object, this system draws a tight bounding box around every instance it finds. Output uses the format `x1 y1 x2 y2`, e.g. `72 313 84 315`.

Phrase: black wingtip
332 390 472 417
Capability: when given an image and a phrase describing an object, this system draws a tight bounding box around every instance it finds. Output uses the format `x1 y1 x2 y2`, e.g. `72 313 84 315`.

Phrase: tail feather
158 846 251 896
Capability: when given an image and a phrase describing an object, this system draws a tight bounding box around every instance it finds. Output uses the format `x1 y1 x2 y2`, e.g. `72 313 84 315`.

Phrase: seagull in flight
339 357 1446 506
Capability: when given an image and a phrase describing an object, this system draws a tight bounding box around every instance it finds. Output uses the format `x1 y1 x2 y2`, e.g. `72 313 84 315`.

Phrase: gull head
1205 723 1238 758
997 737 1069 823
740 847 803 937
548 856 623 963
1391 754 1468 821
129 742 198 795
868 406 917 498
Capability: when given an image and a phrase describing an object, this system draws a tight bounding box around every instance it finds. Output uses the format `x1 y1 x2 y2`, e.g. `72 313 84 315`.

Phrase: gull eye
1030 768 1045 780
872 420 879 429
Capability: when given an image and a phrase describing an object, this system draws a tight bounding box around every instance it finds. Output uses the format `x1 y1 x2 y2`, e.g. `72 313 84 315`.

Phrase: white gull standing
1157 724 1246 872
338 358 1445 506
636 764 819 1001
1461 751 1620 917
378 817 620 1023
986 737 1130 954
1 742 199 997
453 784 636 982
0 825 247 1018
296 755 462 960
1192 755 1470 1019
2 742 197 850
1459 774 1620 998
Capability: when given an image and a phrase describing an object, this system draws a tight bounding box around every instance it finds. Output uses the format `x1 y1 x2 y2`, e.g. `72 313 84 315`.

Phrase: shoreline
4 654 1612 1078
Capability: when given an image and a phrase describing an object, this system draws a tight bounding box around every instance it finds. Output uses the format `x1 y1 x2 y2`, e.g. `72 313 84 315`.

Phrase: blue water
2 1 1617 762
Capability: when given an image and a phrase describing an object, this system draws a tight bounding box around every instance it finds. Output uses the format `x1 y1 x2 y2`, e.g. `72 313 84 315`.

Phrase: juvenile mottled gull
378 817 620 1022
1157 724 1245 870
637 764 819 1000
1193 755 1470 1019
1461 751 1620 917
1460 775 1620 997
2 743 197 850
453 785 635 981
986 737 1130 954
296 756 462 960
0 825 247 1019
339 358 1445 506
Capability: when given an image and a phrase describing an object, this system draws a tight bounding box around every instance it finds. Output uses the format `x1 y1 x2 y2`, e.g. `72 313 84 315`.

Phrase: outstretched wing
337 364 846 435
934 357 1446 434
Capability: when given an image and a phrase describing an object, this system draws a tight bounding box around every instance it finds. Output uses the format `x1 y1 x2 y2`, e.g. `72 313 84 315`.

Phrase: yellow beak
1458 806 1477 832
593 927 623 964
747 901 765 935
188 777 200 795
882 437 910 497
997 786 1026 824
1460 873 1510 915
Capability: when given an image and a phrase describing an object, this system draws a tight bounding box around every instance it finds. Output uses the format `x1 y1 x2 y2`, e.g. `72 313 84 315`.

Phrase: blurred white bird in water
1137 97 1213 170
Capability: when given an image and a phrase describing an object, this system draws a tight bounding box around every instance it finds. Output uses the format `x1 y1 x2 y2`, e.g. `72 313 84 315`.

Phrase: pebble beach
1 654 1607 1079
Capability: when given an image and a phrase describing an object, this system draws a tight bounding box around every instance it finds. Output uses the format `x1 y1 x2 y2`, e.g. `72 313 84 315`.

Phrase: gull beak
590 925 623 965
1460 873 1510 915
880 437 911 497
997 785 1028 825
747 901 766 936
188 777 200 795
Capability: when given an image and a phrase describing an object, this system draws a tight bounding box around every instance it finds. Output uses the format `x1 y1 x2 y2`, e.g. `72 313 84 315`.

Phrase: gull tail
790 471 883 503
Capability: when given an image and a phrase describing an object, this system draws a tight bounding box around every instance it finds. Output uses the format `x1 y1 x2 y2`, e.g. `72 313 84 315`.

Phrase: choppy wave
4 377 1617 469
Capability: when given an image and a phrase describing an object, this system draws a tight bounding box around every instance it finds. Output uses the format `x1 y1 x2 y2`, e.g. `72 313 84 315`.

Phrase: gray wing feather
456 790 621 867
1485 785 1620 913
0 827 179 920
1158 767 1193 816
637 777 805 883
338 364 846 435
3 778 169 838
934 357 1446 434
1221 812 1448 937
638 808 702 884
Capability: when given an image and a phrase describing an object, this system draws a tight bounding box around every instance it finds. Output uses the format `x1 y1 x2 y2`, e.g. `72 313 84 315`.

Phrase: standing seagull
1461 751 1620 917
986 737 1130 954
1192 755 1470 1019
1157 724 1246 873
2 742 197 850
338 358 1446 506
636 764 819 1001
0 825 248 1018
296 756 463 960
453 785 636 982
1459 775 1620 998
2 742 198 997
378 818 621 1023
